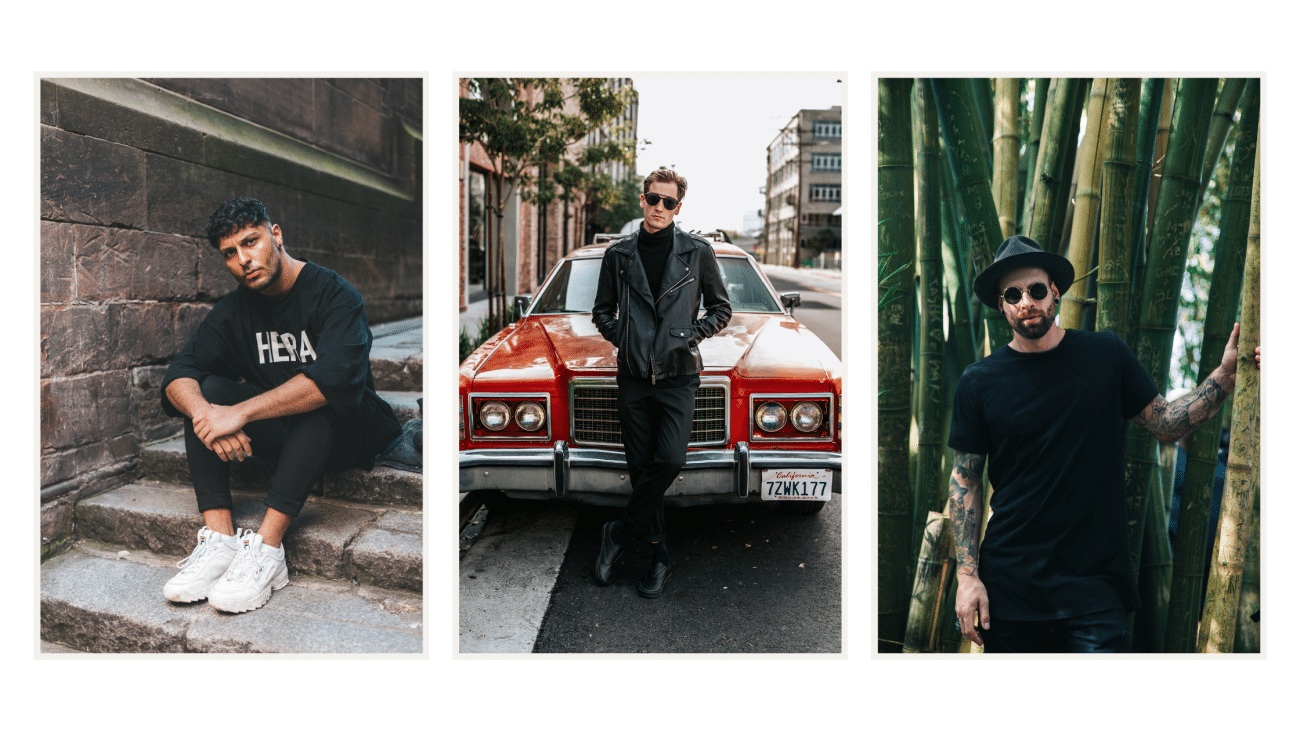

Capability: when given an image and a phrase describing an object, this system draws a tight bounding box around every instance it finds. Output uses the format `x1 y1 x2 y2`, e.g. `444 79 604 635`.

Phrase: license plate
760 469 832 501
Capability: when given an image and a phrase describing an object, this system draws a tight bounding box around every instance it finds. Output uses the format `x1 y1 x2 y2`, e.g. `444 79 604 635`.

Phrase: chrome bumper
459 441 841 505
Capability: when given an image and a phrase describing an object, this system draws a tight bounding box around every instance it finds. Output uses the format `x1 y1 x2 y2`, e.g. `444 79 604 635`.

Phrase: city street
458 266 843 654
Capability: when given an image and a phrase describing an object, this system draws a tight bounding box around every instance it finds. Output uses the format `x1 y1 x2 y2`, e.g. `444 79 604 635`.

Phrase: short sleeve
1112 333 1159 419
947 366 991 455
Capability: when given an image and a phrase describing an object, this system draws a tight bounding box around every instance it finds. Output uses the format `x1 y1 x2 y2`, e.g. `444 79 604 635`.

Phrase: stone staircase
40 317 424 654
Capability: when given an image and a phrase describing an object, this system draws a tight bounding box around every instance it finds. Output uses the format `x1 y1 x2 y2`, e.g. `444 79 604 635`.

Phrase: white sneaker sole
209 564 290 613
163 585 212 603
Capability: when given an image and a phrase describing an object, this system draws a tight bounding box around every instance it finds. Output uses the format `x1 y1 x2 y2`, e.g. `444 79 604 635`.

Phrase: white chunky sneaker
163 527 239 603
208 529 289 613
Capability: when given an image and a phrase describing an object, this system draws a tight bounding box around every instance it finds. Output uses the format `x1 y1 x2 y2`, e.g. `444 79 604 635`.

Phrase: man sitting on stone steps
160 197 401 612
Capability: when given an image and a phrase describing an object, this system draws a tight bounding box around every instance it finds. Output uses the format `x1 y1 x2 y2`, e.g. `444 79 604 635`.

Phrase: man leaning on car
590 169 732 598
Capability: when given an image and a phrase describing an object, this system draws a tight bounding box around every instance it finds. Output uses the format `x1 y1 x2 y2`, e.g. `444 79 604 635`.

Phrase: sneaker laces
222 530 263 585
175 528 216 572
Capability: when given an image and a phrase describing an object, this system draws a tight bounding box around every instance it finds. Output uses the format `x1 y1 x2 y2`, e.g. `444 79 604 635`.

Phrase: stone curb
41 548 422 654
77 482 421 594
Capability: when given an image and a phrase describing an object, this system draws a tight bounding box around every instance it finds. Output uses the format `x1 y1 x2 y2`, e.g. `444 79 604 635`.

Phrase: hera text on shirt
256 331 317 364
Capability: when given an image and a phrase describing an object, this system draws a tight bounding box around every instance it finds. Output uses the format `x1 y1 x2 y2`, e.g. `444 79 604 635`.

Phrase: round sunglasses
1002 282 1050 305
643 192 680 210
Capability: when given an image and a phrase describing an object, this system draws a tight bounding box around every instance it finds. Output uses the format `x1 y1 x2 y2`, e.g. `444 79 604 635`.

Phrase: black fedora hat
973 235 1075 309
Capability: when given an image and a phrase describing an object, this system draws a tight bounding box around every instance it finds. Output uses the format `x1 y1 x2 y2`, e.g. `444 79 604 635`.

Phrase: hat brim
973 251 1075 309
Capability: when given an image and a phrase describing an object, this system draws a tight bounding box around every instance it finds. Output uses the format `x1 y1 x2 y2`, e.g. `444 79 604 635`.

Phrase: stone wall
39 78 423 557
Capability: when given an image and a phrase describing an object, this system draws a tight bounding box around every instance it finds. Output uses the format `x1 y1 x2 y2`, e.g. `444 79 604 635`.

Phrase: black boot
593 521 625 586
637 561 671 598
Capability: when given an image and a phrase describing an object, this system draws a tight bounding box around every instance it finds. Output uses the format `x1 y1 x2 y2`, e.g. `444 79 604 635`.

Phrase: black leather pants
615 372 699 543
982 606 1130 653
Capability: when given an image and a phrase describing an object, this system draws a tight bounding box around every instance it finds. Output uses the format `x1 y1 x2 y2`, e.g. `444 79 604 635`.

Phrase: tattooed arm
949 450 991 646
1132 322 1259 443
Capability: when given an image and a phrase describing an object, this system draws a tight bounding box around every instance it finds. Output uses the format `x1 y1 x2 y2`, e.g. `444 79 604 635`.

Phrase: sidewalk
459 297 491 336
759 263 843 280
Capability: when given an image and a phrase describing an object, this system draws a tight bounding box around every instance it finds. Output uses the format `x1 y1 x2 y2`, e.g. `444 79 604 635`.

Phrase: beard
1006 303 1055 340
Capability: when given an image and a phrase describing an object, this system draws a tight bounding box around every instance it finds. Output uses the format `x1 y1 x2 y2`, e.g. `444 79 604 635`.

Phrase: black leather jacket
592 225 732 382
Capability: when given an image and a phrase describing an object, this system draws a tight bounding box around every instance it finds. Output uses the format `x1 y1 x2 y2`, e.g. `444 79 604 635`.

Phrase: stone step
370 317 422 391
379 389 422 424
140 436 422 508
77 482 421 594
41 544 421 653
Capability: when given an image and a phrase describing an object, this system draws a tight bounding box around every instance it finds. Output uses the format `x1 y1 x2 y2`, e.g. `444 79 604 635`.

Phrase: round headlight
791 402 823 432
756 402 787 432
480 401 510 431
515 401 546 432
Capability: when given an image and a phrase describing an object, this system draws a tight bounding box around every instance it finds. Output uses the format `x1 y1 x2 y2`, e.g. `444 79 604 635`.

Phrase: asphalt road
760 268 843 359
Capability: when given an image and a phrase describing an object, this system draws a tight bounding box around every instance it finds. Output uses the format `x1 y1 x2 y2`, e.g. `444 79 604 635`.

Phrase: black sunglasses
643 192 680 210
1002 282 1050 305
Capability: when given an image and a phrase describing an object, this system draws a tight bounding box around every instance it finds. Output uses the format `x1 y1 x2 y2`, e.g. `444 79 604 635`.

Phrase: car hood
465 313 838 381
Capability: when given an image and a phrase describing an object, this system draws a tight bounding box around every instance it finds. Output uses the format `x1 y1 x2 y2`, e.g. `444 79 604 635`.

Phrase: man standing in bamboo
947 235 1258 653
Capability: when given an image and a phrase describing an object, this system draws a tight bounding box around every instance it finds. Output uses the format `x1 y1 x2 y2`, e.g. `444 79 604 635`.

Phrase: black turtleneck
638 222 674 295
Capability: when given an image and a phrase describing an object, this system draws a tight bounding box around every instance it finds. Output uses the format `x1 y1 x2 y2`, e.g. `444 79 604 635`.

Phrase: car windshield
530 255 784 314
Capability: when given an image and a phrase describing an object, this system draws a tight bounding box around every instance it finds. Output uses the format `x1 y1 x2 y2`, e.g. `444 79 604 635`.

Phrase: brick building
458 78 637 316
762 107 842 267
39 78 423 557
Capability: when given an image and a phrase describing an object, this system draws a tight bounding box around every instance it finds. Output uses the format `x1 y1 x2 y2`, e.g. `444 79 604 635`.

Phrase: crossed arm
165 374 328 462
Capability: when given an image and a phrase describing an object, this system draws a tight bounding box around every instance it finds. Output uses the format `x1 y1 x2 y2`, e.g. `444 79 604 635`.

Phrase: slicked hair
206 197 272 248
643 169 687 200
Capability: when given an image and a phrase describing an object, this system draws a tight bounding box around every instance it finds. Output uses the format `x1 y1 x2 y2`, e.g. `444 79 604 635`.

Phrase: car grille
571 382 728 446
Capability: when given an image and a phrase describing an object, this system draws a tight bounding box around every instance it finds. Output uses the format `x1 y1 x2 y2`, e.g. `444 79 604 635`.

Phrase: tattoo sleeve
948 451 986 576
1132 375 1230 443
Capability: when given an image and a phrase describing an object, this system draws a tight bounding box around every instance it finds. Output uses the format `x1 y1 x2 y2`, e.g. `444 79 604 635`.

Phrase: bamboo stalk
929 78 1013 350
878 78 916 652
1164 79 1258 652
939 169 977 370
1234 482 1260 652
1020 79 1052 234
1095 79 1142 339
1050 80 1091 255
1198 144 1261 654
904 512 955 652
1124 79 1219 579
1197 78 1248 206
1059 79 1111 330
992 79 1021 239
912 82 947 568
1128 79 1180 351
1024 78 1082 248
1124 79 1168 352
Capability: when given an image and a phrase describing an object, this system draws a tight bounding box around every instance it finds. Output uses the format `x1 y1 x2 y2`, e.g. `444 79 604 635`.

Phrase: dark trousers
982 606 1130 653
183 374 352 518
615 372 699 543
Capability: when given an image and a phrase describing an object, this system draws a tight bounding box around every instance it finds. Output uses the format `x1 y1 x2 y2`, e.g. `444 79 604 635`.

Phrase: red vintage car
459 236 841 513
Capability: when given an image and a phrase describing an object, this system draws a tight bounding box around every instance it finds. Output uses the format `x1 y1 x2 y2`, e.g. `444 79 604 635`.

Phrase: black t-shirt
947 329 1158 621
162 261 400 468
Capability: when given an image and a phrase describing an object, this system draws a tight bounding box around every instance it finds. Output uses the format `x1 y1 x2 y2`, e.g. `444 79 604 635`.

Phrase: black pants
615 372 699 543
982 606 1130 653
183 374 353 518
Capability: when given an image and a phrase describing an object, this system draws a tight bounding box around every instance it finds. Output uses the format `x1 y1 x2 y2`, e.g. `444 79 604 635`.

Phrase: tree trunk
992 79 1022 240
1198 145 1261 654
878 78 916 653
1059 79 1111 330
904 512 955 653
1164 79 1257 652
929 78 1013 350
912 82 947 567
1095 79 1142 340
1123 79 1218 580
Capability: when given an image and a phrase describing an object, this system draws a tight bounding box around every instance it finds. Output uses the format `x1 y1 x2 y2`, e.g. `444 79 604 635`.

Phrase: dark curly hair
206 197 272 248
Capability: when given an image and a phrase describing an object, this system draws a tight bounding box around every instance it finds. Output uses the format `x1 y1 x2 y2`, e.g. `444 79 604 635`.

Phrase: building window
811 153 841 171
810 184 841 202
812 121 841 139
